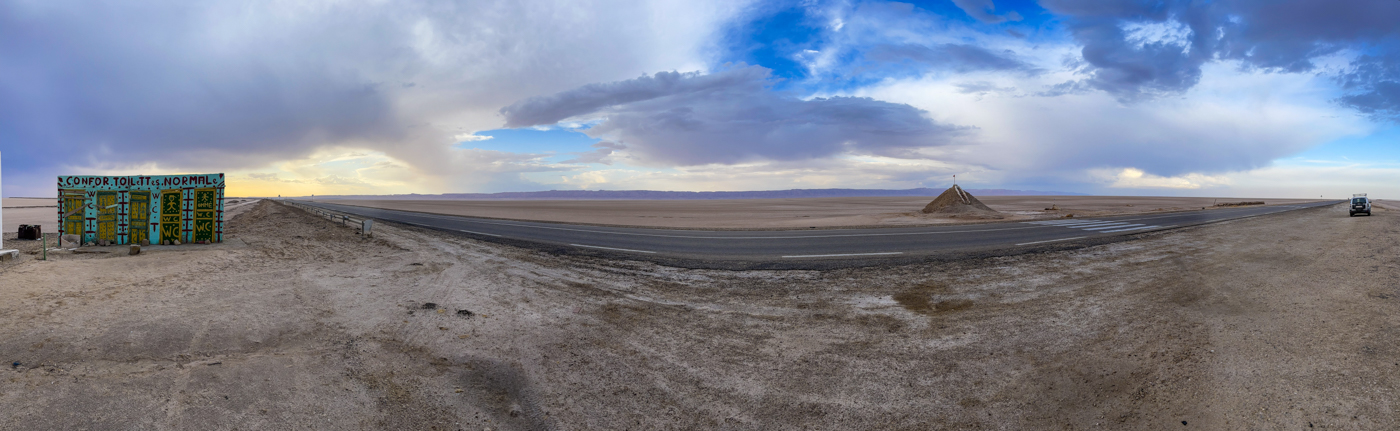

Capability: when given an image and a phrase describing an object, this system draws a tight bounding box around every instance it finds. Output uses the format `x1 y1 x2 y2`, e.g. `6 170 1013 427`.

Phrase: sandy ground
0 199 1397 429
312 196 1329 229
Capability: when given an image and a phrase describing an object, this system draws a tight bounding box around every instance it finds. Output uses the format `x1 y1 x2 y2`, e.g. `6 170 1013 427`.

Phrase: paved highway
296 200 1340 268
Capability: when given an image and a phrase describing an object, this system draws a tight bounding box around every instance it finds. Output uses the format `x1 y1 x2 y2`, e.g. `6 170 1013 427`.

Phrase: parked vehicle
1351 194 1371 217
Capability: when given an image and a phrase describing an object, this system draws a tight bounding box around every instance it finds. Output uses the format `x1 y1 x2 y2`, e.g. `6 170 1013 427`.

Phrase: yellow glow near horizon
222 149 426 197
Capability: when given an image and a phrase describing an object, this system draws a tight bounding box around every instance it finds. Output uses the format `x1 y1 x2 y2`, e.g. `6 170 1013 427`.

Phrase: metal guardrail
279 200 373 237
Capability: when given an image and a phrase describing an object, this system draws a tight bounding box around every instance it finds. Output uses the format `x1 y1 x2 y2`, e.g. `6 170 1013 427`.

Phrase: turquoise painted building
57 174 225 245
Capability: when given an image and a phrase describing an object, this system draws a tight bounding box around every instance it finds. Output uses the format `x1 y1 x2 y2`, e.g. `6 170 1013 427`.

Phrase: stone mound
920 185 1002 218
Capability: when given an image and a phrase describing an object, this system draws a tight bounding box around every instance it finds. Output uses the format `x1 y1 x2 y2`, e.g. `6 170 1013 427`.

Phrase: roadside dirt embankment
0 201 1395 429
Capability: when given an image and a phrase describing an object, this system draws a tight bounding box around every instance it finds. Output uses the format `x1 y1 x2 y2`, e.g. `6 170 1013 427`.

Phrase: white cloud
853 59 1371 185
1121 19 1193 53
453 133 494 142
1091 167 1229 189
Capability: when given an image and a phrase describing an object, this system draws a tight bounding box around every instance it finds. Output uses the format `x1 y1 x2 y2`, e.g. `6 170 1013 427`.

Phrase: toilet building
57 174 225 245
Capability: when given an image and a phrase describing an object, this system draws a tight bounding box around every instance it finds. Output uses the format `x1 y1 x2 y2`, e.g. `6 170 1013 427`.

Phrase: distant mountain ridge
306 188 1087 200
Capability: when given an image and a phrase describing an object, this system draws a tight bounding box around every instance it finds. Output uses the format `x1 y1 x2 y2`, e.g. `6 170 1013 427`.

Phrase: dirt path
0 200 1395 429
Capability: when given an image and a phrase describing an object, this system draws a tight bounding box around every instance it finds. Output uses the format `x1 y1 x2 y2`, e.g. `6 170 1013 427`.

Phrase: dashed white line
1016 236 1087 246
570 244 656 253
782 252 904 258
1031 220 1121 227
1099 225 1173 233
458 229 501 237
1030 220 1097 225
1082 223 1141 231
1069 222 1128 228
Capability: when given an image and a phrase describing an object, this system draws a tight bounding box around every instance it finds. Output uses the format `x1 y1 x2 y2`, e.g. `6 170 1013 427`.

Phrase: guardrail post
292 202 371 237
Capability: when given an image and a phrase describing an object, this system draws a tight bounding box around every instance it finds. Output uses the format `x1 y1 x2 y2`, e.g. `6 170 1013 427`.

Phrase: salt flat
2 199 53 234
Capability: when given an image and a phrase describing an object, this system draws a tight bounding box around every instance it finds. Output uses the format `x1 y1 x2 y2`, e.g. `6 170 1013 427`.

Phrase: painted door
193 188 216 242
130 192 150 245
160 190 182 243
62 192 85 240
96 191 117 243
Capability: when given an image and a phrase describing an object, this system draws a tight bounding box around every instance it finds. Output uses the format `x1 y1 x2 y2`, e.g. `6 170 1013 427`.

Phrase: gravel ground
0 200 1395 430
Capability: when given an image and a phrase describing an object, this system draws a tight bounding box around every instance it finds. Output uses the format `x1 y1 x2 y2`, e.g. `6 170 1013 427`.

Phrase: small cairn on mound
920 185 1003 219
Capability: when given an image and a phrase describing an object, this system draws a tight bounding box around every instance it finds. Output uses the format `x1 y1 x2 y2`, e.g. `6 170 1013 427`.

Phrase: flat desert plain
310 196 1330 229
1 200 1398 429
2 198 55 234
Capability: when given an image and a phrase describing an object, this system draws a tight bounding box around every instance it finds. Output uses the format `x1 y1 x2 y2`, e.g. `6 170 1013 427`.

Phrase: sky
2 0 1399 198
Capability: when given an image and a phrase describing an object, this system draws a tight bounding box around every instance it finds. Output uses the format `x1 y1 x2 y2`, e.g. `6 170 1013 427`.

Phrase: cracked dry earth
0 200 1398 430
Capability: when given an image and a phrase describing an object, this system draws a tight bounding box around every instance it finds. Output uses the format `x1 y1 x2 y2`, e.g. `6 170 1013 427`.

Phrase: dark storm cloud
1038 0 1400 101
866 43 1041 74
559 141 626 165
1037 0 1209 98
502 66 969 165
0 1 407 174
1337 82 1400 121
499 68 770 128
1336 52 1400 121
1211 1 1400 71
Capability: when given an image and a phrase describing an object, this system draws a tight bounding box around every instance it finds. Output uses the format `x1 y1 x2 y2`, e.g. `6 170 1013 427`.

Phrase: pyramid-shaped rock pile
920 185 1002 218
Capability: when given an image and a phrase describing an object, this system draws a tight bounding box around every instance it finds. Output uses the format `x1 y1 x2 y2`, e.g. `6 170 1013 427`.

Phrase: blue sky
3 0 1399 198
1292 125 1400 162
457 128 602 161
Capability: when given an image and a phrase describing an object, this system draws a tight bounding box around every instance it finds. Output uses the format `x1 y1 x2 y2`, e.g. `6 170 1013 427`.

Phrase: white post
1 150 4 251
0 150 14 260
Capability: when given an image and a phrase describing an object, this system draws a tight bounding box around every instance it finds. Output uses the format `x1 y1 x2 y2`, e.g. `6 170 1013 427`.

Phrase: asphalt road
294 200 1339 268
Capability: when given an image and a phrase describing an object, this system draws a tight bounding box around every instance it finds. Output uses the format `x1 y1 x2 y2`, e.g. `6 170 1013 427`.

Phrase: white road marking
1099 225 1170 233
1100 203 1331 223
782 252 903 258
1067 222 1128 228
1029 220 1101 226
570 244 656 253
1030 220 1123 227
1082 223 1142 231
458 229 501 237
1016 236 1087 246
1029 206 1302 233
1028 220 1136 232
